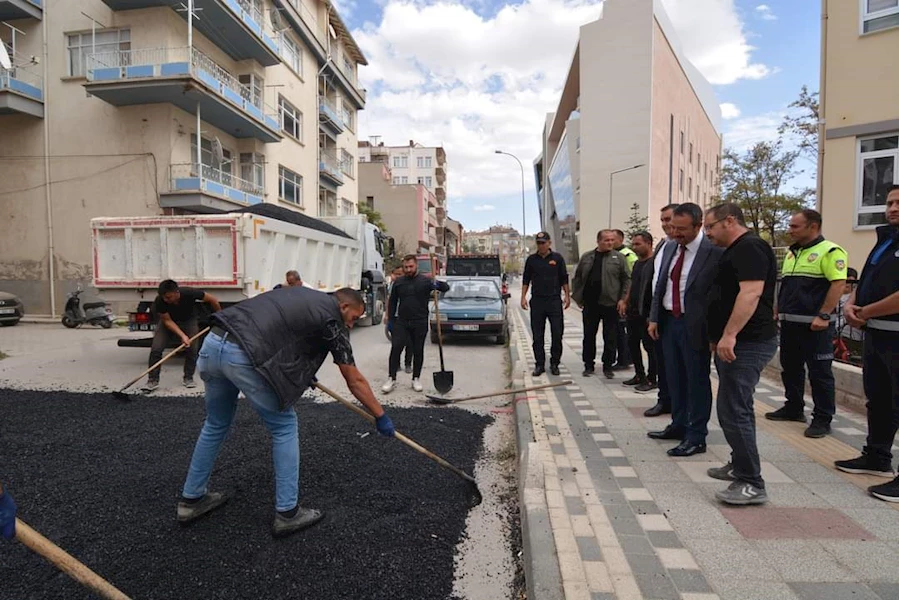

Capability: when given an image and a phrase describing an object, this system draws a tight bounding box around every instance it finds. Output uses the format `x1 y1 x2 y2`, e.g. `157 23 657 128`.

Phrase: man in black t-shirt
703 204 777 506
143 279 222 392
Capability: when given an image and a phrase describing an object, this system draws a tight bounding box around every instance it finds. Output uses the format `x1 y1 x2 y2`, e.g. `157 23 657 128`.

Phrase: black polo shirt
857 225 899 323
523 251 568 298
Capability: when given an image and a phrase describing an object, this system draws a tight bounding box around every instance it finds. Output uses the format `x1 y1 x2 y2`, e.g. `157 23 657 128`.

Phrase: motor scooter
62 287 114 329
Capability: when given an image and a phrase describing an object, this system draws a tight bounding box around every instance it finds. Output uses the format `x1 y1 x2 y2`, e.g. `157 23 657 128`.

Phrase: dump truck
91 204 394 347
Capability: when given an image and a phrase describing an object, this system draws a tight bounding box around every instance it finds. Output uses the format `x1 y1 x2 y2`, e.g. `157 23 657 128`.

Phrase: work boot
404 364 413 374
707 462 737 482
582 365 595 377
635 381 659 394
272 507 324 538
177 492 228 526
715 481 768 505
765 406 806 422
622 375 646 387
411 378 423 392
603 368 614 379
868 477 899 503
804 417 831 439
532 365 545 377
183 376 196 389
834 453 895 478
549 364 560 376
142 379 159 392
381 379 396 394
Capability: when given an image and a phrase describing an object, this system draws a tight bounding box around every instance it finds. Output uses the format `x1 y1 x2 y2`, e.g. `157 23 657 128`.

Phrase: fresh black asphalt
0 388 491 599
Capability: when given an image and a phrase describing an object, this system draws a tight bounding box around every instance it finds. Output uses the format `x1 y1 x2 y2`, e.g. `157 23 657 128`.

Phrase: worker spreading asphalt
0 388 491 600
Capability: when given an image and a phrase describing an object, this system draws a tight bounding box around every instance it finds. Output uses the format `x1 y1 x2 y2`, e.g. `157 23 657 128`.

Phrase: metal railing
0 67 43 100
319 152 343 181
318 95 343 128
170 163 265 197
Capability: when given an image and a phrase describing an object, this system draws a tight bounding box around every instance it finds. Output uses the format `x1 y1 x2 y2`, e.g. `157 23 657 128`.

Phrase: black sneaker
804 418 831 438
834 454 895 478
582 366 595 377
707 462 737 482
272 507 325 538
404 364 413 374
635 382 659 393
532 365 546 377
183 376 197 389
602 368 614 379
550 365 560 376
869 477 899 503
765 406 806 422
622 375 645 386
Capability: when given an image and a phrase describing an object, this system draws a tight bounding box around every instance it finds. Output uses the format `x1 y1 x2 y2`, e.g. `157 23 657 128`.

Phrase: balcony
436 206 446 220
435 164 446 184
0 0 41 20
85 47 281 143
436 186 446 204
98 0 279 66
0 67 43 117
160 163 264 213
318 152 344 188
323 60 365 109
318 96 344 137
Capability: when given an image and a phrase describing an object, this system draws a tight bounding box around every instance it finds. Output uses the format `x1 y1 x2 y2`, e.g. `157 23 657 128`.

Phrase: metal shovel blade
433 371 454 395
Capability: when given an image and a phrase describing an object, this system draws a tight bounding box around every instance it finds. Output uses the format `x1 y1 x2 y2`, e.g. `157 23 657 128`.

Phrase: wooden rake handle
312 382 477 485
457 380 573 403
120 326 211 391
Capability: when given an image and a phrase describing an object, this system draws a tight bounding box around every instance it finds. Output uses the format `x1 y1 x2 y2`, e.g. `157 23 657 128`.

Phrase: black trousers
148 318 199 381
530 296 564 367
863 330 899 463
616 318 632 366
389 318 428 379
626 316 657 380
582 304 618 370
779 322 836 422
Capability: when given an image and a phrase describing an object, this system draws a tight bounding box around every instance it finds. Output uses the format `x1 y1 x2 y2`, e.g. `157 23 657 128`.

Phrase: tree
623 202 649 240
358 203 387 232
718 141 809 242
778 85 819 163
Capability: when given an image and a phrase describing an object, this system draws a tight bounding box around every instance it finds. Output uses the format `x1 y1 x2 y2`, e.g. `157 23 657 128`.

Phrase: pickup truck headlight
484 313 503 321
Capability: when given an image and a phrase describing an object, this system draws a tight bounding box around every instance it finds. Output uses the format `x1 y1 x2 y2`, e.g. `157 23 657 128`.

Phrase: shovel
431 290 453 394
111 326 210 401
426 380 573 405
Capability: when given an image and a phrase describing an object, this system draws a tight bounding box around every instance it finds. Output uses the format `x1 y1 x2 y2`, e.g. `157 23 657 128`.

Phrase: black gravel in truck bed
0 389 491 600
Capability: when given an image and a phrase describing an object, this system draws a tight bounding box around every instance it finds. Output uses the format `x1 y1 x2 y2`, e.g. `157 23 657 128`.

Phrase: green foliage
623 202 650 241
358 203 387 233
778 85 819 163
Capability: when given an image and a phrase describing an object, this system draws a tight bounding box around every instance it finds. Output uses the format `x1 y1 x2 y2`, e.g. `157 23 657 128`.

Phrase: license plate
453 324 479 332
0 308 14 314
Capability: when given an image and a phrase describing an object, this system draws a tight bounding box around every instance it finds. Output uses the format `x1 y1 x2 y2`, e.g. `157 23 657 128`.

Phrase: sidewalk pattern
511 306 899 600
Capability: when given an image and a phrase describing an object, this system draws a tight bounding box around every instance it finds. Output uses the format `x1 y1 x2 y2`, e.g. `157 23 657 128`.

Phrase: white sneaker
381 379 395 394
412 378 423 392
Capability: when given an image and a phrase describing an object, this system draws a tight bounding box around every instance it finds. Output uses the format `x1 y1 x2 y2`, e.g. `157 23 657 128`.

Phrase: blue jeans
715 337 777 489
660 313 713 444
182 332 300 512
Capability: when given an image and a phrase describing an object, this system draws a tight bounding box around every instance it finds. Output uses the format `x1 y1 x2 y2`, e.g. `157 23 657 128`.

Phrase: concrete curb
510 320 564 600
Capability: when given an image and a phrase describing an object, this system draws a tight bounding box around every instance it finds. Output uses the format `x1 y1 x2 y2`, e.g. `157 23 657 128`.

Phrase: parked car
430 277 511 345
0 291 24 326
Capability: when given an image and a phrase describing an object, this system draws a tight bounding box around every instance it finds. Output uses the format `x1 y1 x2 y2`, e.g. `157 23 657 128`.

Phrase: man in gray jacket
572 229 631 378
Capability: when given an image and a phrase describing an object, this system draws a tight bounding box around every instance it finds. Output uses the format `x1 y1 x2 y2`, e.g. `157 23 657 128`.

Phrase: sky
340 0 821 234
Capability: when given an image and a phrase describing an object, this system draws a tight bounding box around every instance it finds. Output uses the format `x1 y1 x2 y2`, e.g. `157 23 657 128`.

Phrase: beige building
358 139 447 205
443 217 463 256
534 0 722 263
0 0 366 315
462 225 522 268
820 0 899 267
359 161 440 257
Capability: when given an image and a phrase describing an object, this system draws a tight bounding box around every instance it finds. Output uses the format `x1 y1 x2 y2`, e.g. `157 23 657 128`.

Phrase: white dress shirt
651 238 673 293
662 231 704 312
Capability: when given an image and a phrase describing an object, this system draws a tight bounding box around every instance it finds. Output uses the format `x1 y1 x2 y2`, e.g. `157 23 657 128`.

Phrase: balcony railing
86 46 279 132
319 152 344 185
0 67 43 101
318 95 344 132
169 163 264 205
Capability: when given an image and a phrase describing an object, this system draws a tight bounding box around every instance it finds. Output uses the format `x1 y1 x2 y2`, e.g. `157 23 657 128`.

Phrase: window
679 131 684 154
696 185 700 201
280 35 303 76
688 177 693 198
342 55 355 83
67 29 130 77
278 96 302 141
416 156 433 168
393 155 408 168
340 198 354 216
190 134 233 184
689 142 693 163
340 149 354 178
417 176 433 187
319 191 337 216
238 73 264 108
279 166 302 206
365 195 374 208
704 161 708 180
857 133 899 227
240 152 265 192
679 169 684 191
862 0 899 33
340 102 355 131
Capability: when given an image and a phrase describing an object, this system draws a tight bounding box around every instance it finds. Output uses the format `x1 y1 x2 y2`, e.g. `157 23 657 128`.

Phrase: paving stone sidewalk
510 305 899 600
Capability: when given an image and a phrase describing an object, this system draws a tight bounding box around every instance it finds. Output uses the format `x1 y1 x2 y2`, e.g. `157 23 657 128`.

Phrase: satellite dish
270 9 284 32
211 137 224 166
0 43 11 70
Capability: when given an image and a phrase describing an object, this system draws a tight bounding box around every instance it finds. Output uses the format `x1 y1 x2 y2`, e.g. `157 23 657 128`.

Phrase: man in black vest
522 232 571 376
177 286 395 538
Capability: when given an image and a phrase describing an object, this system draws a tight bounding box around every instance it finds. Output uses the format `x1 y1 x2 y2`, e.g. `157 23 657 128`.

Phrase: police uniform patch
835 259 846 271
807 253 819 262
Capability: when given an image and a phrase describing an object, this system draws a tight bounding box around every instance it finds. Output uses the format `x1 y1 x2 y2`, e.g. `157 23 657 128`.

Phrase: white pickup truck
91 205 393 346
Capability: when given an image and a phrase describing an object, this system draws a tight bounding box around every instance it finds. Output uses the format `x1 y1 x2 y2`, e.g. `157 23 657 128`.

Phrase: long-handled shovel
1 485 131 600
312 382 482 506
426 380 573 405
111 326 210 401
431 290 453 394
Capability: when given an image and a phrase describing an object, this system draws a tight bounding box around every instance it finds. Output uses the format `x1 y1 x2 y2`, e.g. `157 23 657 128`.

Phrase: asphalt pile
0 388 491 600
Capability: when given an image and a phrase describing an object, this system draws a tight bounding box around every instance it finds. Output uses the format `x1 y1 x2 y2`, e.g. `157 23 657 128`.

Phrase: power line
0 155 153 196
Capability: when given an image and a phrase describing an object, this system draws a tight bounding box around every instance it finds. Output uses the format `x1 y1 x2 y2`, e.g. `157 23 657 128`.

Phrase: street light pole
495 150 527 251
608 163 646 228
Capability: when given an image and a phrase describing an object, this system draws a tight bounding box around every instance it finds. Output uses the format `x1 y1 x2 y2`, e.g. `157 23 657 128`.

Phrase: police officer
767 209 848 438
835 185 899 503
613 229 636 369
521 232 570 376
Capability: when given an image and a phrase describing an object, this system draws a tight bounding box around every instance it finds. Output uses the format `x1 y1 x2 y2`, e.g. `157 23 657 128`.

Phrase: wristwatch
817 312 831 321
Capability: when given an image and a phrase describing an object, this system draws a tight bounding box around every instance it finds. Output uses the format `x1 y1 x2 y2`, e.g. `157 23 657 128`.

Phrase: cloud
472 204 496 212
720 102 741 119
722 111 784 152
755 4 777 20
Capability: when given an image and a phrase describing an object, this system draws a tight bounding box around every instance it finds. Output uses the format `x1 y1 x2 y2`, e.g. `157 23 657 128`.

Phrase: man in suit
647 203 723 456
644 204 678 416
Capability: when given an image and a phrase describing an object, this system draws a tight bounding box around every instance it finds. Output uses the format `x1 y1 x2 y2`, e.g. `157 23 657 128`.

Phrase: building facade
0 0 366 315
462 225 522 269
443 217 463 256
534 0 722 264
819 0 899 267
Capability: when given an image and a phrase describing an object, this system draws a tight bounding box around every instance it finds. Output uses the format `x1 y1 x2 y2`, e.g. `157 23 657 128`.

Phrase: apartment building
0 0 366 314
533 0 722 264
358 139 447 206
462 225 522 268
359 161 441 257
443 217 462 256
819 0 899 267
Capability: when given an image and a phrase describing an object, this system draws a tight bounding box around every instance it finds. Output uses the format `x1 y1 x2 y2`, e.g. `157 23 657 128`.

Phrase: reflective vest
778 237 848 322
619 247 638 270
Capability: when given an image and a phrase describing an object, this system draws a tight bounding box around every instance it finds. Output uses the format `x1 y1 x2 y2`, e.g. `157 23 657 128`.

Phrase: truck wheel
370 297 384 326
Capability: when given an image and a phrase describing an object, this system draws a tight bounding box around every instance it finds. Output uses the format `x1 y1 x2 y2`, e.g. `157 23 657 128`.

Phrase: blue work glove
375 413 395 437
431 280 441 290
386 321 393 333
0 490 17 540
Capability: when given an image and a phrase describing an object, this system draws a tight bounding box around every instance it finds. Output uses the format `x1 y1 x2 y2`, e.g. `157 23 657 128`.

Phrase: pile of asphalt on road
0 388 491 600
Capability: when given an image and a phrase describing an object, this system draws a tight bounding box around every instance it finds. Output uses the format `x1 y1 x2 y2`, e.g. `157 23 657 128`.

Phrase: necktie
670 245 686 318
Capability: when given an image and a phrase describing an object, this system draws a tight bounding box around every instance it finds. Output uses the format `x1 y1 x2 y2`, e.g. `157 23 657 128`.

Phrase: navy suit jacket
649 236 723 350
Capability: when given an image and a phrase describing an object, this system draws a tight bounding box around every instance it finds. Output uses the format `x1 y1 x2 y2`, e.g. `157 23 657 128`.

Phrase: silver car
0 291 24 326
